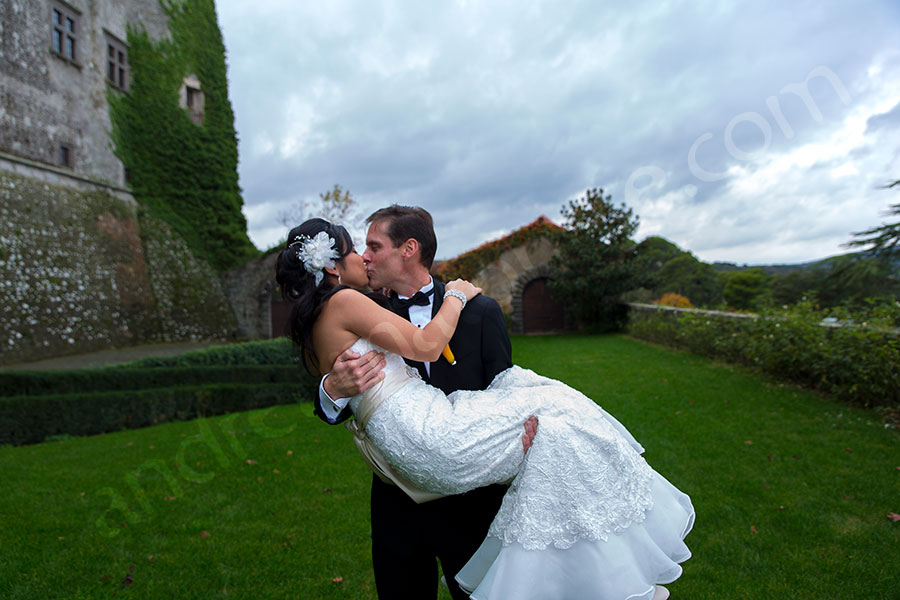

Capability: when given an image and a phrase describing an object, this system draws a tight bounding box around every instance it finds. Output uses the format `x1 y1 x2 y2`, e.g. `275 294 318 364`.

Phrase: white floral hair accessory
290 231 339 286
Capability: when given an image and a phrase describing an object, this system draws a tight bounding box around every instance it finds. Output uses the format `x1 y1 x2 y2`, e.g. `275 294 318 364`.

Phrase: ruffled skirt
456 472 694 599
364 365 695 599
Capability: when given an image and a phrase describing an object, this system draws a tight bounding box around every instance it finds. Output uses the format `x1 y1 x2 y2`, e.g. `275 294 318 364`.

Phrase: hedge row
116 338 296 368
0 339 318 445
627 302 900 409
0 365 307 398
0 382 315 446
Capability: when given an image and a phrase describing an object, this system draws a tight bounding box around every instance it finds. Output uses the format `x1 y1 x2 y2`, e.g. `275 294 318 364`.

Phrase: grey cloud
219 0 900 263
866 101 900 133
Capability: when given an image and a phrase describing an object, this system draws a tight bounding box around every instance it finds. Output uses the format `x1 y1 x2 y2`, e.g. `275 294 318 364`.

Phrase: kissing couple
276 205 694 599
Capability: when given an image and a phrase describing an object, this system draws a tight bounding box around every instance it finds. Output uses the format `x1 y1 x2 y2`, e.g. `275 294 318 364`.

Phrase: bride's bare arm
329 281 480 363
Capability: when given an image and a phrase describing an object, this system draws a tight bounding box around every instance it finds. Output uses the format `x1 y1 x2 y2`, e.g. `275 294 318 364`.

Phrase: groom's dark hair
366 205 437 269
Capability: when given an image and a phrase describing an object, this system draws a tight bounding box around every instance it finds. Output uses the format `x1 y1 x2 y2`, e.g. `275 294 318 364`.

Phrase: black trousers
370 475 507 599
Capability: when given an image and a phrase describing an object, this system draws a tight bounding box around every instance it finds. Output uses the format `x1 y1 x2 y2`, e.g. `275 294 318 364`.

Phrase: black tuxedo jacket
313 281 512 423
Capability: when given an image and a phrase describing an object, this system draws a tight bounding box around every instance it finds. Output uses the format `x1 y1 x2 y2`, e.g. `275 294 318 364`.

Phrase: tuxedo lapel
428 282 455 387
431 281 445 319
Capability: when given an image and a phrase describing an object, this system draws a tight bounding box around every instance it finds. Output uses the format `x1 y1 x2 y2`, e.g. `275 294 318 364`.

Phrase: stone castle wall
0 1 242 366
0 171 236 366
221 252 280 340
1 0 169 187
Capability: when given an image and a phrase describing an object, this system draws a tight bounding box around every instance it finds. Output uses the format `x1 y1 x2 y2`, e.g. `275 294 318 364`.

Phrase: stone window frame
104 32 129 91
179 75 205 125
51 0 81 64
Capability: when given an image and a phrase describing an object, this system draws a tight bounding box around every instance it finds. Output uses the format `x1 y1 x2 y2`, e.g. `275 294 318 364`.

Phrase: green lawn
1 335 898 599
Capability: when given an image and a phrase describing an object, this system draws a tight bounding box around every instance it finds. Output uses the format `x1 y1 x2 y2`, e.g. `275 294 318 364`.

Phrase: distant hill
709 252 862 275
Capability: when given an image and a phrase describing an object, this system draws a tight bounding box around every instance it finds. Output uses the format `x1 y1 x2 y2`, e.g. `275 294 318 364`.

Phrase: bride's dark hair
275 218 354 373
275 218 388 374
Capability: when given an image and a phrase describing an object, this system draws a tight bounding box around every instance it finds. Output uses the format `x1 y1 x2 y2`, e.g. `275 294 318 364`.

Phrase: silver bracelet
444 289 467 311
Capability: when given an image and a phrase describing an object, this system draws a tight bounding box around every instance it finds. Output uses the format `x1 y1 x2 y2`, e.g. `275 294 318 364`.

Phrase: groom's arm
313 348 386 425
457 296 536 453
314 375 353 424
476 298 536 452
430 293 511 393
476 296 512 387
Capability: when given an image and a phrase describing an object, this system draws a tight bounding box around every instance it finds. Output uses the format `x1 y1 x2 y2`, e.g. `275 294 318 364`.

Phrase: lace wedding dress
347 338 694 600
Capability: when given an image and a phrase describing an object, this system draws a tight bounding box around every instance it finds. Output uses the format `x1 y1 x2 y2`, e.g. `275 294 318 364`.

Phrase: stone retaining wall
0 172 235 366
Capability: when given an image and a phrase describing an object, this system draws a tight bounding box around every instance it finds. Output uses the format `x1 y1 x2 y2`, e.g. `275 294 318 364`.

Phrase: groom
314 205 523 599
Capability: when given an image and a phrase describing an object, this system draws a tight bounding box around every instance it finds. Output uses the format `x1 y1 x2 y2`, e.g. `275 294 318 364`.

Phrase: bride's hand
445 279 482 303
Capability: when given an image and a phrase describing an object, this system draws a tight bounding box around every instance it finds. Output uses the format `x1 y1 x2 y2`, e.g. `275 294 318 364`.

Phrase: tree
279 184 359 229
549 188 640 331
846 180 900 259
770 268 824 306
818 254 900 306
316 183 357 224
654 253 724 307
632 236 686 290
836 179 900 305
722 268 769 310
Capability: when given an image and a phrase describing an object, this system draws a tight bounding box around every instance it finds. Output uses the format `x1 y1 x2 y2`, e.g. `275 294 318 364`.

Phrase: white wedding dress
348 338 694 600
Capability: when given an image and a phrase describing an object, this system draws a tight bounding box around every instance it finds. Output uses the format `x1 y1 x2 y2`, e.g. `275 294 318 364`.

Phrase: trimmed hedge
0 365 306 398
0 339 316 445
0 382 307 446
116 338 296 368
627 302 900 409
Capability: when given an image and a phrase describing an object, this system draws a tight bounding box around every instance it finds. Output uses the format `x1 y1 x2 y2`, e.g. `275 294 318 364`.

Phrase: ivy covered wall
0 0 253 366
108 0 256 272
0 173 235 365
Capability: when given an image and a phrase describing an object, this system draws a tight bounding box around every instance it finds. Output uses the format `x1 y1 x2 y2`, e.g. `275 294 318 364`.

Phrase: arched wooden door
522 277 565 333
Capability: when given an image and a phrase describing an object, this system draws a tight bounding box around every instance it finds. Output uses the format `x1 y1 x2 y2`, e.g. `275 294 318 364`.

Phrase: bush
654 292 692 308
0 383 308 446
627 301 900 408
0 338 317 445
0 365 307 397
117 338 296 368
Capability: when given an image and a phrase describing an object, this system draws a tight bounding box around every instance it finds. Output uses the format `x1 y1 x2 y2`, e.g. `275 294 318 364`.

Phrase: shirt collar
398 276 434 300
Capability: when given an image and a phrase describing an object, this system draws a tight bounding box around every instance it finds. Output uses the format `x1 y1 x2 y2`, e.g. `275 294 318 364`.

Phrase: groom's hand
324 349 386 399
522 416 538 453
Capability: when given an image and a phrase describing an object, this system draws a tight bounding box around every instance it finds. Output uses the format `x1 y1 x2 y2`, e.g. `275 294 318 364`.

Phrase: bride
276 218 694 600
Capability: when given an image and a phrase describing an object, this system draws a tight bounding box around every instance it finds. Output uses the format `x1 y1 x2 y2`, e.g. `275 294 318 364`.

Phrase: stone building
0 1 236 366
436 216 570 335
1 0 169 189
221 251 282 340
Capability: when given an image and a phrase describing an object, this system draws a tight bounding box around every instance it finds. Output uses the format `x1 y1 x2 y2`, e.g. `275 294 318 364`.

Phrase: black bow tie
390 288 434 311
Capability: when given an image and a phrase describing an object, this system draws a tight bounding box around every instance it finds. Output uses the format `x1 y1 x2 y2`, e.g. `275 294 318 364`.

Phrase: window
179 76 205 125
58 143 73 168
51 2 80 63
105 34 129 91
186 87 199 109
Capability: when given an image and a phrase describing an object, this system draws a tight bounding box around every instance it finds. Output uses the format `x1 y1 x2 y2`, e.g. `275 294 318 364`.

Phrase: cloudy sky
216 0 900 265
